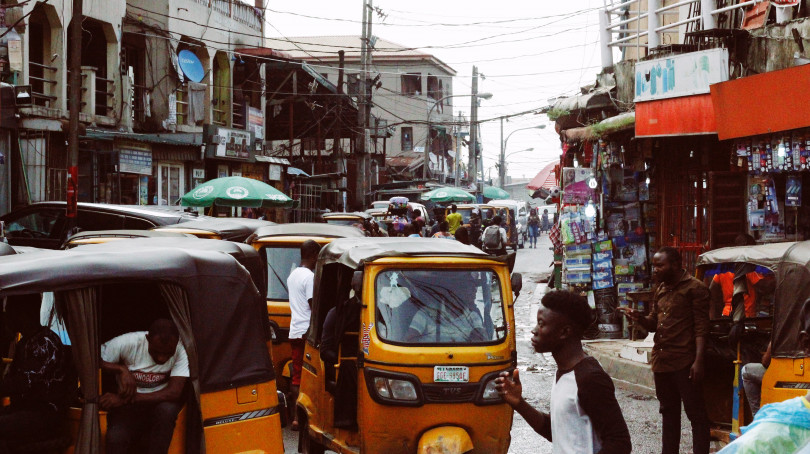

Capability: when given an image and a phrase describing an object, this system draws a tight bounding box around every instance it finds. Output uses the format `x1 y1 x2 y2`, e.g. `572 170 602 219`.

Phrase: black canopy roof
318 237 496 270
0 240 273 391
154 218 277 242
773 241 810 358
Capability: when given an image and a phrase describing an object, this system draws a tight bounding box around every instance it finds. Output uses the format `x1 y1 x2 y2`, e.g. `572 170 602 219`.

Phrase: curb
584 343 656 395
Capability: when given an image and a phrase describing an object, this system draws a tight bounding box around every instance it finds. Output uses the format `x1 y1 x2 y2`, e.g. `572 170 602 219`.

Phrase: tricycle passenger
100 319 188 454
0 294 73 449
406 283 485 343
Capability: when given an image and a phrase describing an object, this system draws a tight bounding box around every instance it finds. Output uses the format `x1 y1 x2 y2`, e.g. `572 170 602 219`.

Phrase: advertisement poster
787 175 802 207
561 167 596 205
216 128 253 160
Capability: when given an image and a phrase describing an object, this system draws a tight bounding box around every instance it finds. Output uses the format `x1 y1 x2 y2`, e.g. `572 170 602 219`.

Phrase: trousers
654 367 710 454
106 401 182 454
742 362 766 416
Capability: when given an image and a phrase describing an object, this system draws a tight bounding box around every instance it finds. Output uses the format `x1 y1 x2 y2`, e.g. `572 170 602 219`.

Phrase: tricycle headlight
372 376 418 401
389 379 418 401
481 378 500 400
374 377 391 398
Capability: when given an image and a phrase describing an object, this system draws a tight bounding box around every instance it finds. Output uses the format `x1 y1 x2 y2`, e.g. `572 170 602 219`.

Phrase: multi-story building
264 35 459 186
0 0 357 217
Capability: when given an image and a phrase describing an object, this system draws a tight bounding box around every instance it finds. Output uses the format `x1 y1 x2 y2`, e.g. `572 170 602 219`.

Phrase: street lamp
499 124 545 188
424 92 493 182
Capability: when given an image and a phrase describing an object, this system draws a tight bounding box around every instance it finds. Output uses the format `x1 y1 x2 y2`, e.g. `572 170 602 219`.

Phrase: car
0 202 209 249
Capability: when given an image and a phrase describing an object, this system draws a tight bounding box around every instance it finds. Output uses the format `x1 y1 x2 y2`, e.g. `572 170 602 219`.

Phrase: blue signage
178 50 204 83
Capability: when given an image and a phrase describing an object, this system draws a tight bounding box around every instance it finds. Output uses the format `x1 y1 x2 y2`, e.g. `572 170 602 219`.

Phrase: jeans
106 401 182 454
654 367 710 454
742 362 766 416
528 225 539 246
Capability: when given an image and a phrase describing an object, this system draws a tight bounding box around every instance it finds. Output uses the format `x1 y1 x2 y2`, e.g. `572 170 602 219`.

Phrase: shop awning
527 161 557 190
635 94 717 137
711 63 810 140
254 156 291 165
84 130 202 146
561 111 636 142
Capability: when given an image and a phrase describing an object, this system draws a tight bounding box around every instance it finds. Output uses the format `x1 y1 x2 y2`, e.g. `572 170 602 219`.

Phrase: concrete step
584 339 655 394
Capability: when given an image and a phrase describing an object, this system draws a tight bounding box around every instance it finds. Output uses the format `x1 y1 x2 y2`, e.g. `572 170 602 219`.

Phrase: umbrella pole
208 205 215 216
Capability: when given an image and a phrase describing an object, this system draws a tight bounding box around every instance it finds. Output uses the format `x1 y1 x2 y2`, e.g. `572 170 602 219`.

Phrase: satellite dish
178 50 204 83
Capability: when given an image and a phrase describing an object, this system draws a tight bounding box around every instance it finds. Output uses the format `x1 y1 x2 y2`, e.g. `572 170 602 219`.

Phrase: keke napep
246 223 366 390
297 237 521 454
0 240 285 454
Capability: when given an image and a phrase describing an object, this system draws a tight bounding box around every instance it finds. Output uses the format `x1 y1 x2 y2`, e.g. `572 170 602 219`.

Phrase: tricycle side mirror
511 273 523 298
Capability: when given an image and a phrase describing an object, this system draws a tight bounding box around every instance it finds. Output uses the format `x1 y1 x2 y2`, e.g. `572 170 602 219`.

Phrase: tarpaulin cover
0 240 274 392
696 242 797 271
773 241 810 358
251 223 366 240
155 218 276 242
318 237 498 270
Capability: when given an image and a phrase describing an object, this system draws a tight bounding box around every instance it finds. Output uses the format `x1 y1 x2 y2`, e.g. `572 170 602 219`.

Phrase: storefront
203 124 256 181
555 112 651 338
711 64 810 243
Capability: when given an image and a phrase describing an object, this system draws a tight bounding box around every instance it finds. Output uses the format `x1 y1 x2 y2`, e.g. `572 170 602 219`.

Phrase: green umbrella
181 176 295 208
483 186 510 200
420 186 476 203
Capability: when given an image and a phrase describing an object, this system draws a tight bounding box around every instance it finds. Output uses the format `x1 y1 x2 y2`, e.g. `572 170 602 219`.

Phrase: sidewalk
583 338 656 394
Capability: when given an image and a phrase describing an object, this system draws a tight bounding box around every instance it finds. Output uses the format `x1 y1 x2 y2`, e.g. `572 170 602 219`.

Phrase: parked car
0 202 208 249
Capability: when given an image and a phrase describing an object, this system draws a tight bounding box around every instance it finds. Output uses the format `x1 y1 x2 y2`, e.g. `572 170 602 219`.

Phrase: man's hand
689 359 704 384
494 369 523 408
99 392 127 410
117 367 137 400
619 307 641 322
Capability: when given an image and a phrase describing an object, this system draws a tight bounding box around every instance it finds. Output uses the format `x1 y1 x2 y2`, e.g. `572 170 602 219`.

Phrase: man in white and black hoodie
495 290 631 454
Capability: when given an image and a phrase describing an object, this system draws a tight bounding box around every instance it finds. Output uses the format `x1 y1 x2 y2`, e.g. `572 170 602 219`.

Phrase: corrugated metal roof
84 130 202 146
263 35 456 76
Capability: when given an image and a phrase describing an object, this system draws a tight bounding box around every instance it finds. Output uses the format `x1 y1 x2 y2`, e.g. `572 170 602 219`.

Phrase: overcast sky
266 0 603 181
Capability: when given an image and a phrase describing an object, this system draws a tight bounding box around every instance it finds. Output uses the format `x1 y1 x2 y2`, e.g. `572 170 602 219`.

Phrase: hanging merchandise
561 167 596 205
786 176 802 207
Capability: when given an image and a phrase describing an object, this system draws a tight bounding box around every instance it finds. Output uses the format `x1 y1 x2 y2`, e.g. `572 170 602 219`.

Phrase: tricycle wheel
299 415 325 454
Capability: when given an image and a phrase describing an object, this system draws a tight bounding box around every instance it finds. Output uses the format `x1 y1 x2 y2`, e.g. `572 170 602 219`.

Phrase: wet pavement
282 235 699 453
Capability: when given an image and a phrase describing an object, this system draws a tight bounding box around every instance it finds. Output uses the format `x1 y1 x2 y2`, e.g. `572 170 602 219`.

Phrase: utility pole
498 117 505 188
356 0 372 209
67 0 82 226
469 66 479 200
454 110 461 187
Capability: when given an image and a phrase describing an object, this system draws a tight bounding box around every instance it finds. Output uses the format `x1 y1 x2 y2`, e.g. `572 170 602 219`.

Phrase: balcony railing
599 0 793 66
28 61 58 108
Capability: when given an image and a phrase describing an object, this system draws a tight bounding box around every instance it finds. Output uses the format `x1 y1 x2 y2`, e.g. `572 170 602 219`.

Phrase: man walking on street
495 290 631 454
446 204 462 235
625 247 711 454
287 239 322 430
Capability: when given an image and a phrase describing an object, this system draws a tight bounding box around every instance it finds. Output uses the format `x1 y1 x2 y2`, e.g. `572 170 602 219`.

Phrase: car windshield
375 269 506 345
265 246 301 300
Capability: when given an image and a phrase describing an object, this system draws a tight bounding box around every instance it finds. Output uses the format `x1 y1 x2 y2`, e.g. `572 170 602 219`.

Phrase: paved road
282 236 699 453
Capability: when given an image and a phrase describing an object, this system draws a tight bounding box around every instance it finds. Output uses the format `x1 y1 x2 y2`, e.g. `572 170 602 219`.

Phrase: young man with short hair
287 239 322 430
495 290 631 454
101 318 189 454
446 204 463 235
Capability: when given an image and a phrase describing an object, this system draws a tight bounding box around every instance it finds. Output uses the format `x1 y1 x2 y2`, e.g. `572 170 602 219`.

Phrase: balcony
185 0 262 32
600 0 805 64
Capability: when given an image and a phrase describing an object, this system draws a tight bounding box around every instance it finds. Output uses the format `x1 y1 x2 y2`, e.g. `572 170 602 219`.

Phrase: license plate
434 366 469 383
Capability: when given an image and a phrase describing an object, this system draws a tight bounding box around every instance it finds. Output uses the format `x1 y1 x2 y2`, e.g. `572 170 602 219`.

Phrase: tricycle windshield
265 246 301 300
374 269 506 345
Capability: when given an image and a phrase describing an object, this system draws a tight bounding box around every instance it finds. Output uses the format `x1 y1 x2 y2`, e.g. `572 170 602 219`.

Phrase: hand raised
494 369 523 408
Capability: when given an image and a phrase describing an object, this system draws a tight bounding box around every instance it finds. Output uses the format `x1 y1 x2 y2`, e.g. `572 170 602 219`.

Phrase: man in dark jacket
625 246 711 454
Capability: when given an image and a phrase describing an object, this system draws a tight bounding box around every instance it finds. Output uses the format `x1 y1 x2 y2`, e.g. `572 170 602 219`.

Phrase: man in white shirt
287 239 322 430
100 319 189 454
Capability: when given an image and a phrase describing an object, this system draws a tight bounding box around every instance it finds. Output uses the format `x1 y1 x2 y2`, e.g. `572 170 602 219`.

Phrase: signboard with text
635 48 729 102
204 124 255 162
117 141 153 175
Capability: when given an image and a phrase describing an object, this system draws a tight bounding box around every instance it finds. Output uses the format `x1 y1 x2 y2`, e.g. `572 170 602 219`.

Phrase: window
401 127 413 151
264 246 301 300
76 211 125 231
4 209 63 239
375 269 506 345
401 73 422 96
156 163 185 206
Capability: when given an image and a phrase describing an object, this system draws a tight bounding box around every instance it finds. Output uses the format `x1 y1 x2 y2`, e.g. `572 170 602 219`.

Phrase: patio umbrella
420 186 475 203
483 186 510 200
180 176 295 208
